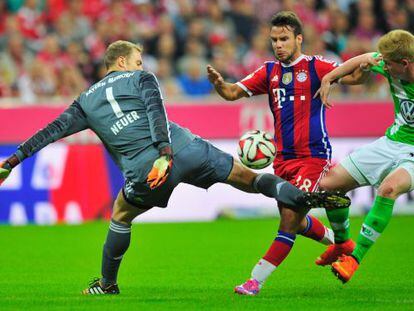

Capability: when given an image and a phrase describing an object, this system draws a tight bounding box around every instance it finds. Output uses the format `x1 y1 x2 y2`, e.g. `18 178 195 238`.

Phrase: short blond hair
377 29 414 62
104 40 142 69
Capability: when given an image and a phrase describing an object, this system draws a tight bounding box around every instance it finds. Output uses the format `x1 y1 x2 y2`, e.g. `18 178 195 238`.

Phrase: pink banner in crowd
0 101 394 143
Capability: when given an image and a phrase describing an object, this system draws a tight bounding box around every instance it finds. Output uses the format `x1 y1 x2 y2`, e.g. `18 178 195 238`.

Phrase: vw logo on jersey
400 100 414 124
296 70 308 82
282 72 292 85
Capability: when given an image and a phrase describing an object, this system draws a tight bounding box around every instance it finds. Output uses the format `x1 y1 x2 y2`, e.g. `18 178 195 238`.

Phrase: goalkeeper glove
146 145 173 189
0 154 21 186
0 162 12 186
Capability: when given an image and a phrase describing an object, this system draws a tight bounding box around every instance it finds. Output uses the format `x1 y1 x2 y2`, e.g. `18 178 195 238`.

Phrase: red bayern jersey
236 54 338 161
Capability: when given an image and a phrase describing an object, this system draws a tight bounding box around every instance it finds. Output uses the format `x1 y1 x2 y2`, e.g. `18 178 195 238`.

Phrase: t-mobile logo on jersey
272 88 306 108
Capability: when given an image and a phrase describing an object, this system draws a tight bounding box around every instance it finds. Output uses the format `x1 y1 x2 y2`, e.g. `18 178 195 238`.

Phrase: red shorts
273 157 331 193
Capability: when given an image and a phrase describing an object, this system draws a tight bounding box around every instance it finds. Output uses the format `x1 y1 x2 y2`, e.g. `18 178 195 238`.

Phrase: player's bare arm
313 68 371 109
207 64 248 101
339 66 371 85
315 53 382 107
326 53 381 83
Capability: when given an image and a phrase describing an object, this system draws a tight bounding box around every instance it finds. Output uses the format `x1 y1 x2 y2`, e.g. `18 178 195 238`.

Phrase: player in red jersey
207 11 368 295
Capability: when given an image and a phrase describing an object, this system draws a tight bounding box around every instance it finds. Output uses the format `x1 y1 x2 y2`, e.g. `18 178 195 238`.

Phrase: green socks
352 196 395 263
326 207 350 243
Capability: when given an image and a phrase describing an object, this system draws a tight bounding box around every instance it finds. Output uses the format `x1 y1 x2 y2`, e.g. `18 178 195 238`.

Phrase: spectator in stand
53 12 77 49
6 0 26 13
45 0 67 24
63 1 91 42
82 0 107 22
228 0 257 43
155 57 181 98
84 19 108 63
0 2 8 37
0 0 412 102
177 38 208 74
242 34 273 74
56 64 87 97
378 0 402 32
36 34 71 72
186 18 208 42
252 0 281 21
210 40 244 82
303 25 342 65
204 1 235 47
155 33 177 61
0 14 22 50
66 41 94 84
178 56 212 97
17 59 56 103
294 0 330 33
83 19 111 81
147 14 181 60
0 34 33 95
407 0 414 33
387 8 409 31
166 0 196 44
101 0 135 42
323 9 349 55
16 0 46 41
351 11 382 48
348 0 375 30
130 0 158 43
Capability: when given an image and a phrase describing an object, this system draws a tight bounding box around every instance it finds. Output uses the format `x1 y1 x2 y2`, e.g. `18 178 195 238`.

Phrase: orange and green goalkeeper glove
0 154 21 186
0 162 12 186
146 145 173 189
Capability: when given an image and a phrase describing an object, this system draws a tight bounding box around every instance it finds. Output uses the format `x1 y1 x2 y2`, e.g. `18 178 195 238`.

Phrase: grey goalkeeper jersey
15 70 195 183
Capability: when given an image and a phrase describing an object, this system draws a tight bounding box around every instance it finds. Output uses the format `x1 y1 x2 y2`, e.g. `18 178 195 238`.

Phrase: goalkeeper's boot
234 278 262 296
82 278 120 295
315 239 355 266
301 191 351 210
331 255 359 283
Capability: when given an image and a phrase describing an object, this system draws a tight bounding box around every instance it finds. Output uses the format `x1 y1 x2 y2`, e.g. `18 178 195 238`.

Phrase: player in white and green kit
313 29 414 283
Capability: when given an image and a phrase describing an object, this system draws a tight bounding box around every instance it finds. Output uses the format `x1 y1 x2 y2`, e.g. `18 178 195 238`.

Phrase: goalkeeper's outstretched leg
226 160 351 211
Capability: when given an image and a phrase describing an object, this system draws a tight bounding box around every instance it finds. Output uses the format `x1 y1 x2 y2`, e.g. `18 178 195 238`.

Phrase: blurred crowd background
0 0 413 105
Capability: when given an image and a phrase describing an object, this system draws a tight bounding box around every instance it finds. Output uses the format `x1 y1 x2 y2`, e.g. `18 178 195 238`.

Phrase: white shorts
341 136 414 190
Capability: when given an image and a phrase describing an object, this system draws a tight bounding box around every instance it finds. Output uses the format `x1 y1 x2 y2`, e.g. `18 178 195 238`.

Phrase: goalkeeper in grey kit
0 40 350 295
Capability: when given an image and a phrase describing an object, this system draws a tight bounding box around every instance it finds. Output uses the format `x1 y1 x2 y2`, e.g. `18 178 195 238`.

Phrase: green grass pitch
0 216 413 310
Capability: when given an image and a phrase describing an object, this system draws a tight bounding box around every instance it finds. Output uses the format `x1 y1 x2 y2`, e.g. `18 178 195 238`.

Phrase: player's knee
112 212 133 226
228 160 256 184
377 182 398 199
318 177 335 191
112 191 151 225
113 206 151 225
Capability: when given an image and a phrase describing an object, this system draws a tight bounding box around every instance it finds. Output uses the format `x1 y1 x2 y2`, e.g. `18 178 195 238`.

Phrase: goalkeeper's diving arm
1 101 89 173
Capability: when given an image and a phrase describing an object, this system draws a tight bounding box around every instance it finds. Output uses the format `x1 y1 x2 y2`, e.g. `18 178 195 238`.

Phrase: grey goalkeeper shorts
123 137 234 208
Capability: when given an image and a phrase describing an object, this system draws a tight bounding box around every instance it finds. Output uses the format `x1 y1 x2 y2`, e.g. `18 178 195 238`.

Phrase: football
237 130 277 169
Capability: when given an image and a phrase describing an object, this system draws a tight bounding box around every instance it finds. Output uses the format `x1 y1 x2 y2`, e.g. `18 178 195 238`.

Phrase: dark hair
270 11 303 36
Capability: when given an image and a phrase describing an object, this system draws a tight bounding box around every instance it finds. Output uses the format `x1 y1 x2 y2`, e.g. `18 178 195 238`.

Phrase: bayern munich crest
296 70 308 82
